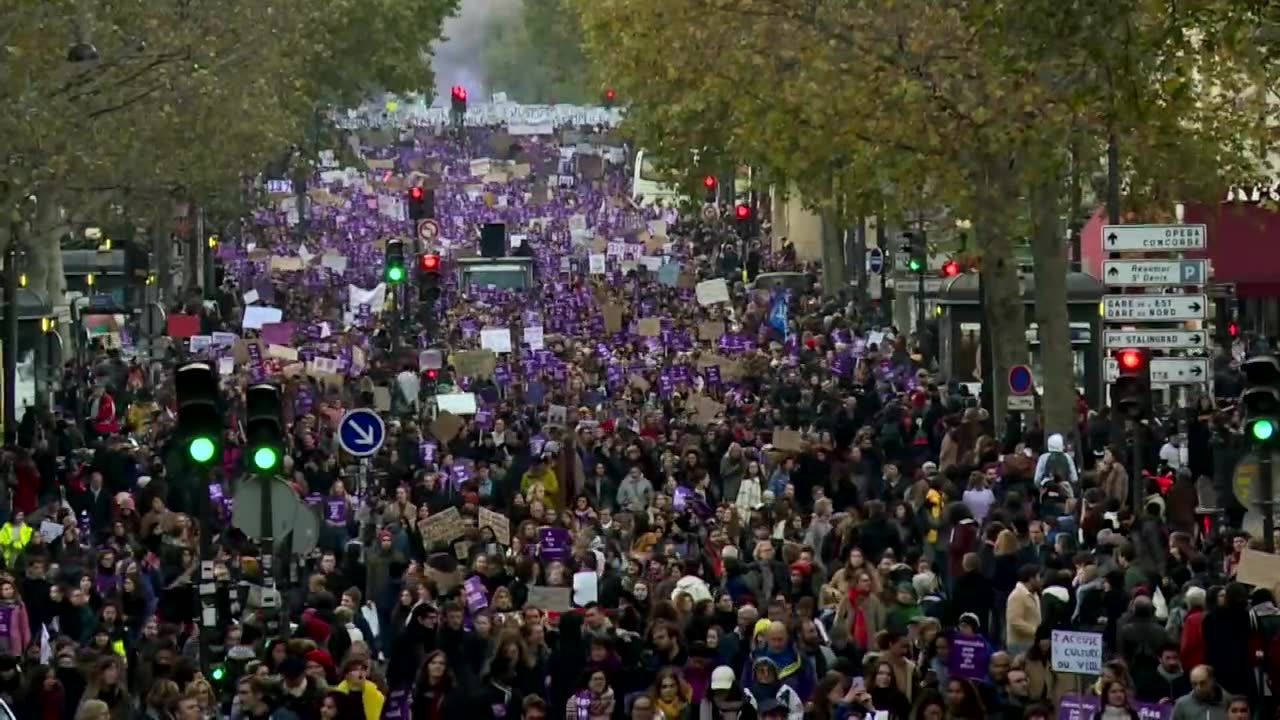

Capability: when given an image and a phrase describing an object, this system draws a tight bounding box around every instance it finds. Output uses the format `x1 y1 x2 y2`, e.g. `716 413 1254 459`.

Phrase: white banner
336 99 623 129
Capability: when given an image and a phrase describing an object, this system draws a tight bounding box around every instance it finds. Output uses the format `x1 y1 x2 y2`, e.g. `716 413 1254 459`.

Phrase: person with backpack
1033 434 1078 489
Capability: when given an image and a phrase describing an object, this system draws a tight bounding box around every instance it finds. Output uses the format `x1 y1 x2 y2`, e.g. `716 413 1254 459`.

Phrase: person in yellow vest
335 656 384 720
0 512 33 570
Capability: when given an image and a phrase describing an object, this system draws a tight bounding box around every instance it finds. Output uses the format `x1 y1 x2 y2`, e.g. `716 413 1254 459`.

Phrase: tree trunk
974 157 1028 440
1030 172 1075 443
820 207 846 296
27 193 69 307
152 201 176 304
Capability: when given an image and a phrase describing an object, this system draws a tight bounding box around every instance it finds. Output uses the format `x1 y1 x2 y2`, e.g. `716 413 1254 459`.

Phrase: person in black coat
1204 582 1256 699
948 560 995 635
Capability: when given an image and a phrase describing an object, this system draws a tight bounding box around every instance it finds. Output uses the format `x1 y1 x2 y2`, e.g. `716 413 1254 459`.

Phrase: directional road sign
1103 260 1207 287
1103 329 1207 349
867 247 885 275
337 408 386 457
1102 294 1208 322
1102 224 1208 252
1148 357 1210 385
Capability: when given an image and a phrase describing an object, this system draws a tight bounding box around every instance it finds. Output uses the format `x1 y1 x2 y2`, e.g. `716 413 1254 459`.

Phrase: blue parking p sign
338 408 386 457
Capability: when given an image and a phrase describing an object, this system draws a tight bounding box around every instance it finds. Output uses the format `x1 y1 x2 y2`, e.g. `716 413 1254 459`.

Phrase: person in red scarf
91 384 120 437
832 571 886 653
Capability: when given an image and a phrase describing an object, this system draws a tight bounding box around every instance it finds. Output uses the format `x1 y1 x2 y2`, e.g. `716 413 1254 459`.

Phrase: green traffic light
908 259 923 272
252 446 280 471
387 265 405 283
1253 419 1276 442
210 665 226 681
189 436 216 463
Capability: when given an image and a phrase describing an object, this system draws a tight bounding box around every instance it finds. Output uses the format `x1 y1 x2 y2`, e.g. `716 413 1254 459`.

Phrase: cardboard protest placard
373 387 392 412
454 349 497 379
307 189 345 208
698 321 726 342
1238 549 1280 590
271 256 305 272
365 158 395 171
267 345 298 362
577 155 605 179
478 507 511 545
773 429 806 453
526 586 572 612
430 412 465 444
590 237 608 253
692 396 726 425
628 374 650 392
637 318 662 337
510 163 532 179
603 304 624 334
697 354 745 380
422 507 466 546
696 278 731 305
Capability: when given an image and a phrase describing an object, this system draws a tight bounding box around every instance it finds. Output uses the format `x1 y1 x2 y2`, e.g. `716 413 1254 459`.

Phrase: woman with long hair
80 656 132 720
19 665 67 720
869 661 911 719
489 629 542 698
648 666 691 720
411 650 464 720
1091 680 1139 720
941 678 985 720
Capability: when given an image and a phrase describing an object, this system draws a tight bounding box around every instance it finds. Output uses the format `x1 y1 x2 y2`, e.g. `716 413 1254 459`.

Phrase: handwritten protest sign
1051 630 1103 675
478 507 511 545
421 507 465 546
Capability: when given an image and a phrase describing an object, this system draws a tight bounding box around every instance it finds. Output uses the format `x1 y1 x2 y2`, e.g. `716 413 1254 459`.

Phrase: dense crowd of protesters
0 118 1268 720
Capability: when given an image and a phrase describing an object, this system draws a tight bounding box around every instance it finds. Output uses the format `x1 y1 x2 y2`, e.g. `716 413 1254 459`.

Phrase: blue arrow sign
338 408 386 457
868 247 885 275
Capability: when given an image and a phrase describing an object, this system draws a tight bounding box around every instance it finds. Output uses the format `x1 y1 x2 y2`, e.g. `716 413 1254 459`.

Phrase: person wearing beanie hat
305 649 337 685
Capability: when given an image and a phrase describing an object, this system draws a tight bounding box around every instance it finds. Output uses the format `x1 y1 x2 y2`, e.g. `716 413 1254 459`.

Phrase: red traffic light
425 368 439 381
1117 348 1144 371
451 85 467 101
604 88 617 102
703 176 717 190
735 204 752 221
1229 322 1240 338
419 253 441 273
942 259 961 277
410 186 424 201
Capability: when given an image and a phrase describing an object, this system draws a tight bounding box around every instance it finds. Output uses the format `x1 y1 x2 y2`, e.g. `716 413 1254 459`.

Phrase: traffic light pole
1263 452 1275 552
3 234 18 445
1131 422 1143 513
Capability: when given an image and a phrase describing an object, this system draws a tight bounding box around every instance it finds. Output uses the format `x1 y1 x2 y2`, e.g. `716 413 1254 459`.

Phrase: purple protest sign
539 527 571 563
948 634 989 681
451 463 470 488
420 442 437 464
381 690 411 720
463 576 489 613
325 498 349 524
260 322 294 346
1056 695 1170 720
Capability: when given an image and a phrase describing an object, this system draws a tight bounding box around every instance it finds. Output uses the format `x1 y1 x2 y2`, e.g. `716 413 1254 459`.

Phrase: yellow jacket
336 679 384 720
0 523 32 569
521 468 559 508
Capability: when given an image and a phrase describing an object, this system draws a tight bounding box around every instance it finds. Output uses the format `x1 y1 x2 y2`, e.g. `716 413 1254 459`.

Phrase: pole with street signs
1101 222 1212 506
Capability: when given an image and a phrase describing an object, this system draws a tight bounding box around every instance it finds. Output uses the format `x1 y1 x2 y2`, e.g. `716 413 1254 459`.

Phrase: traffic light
1242 355 1280 444
941 259 962 277
385 240 406 285
703 175 718 205
603 88 617 107
904 232 926 273
1111 348 1151 420
450 85 467 115
244 384 284 475
176 363 221 465
408 186 433 220
733 204 756 239
418 253 442 304
423 367 440 395
1229 322 1241 339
